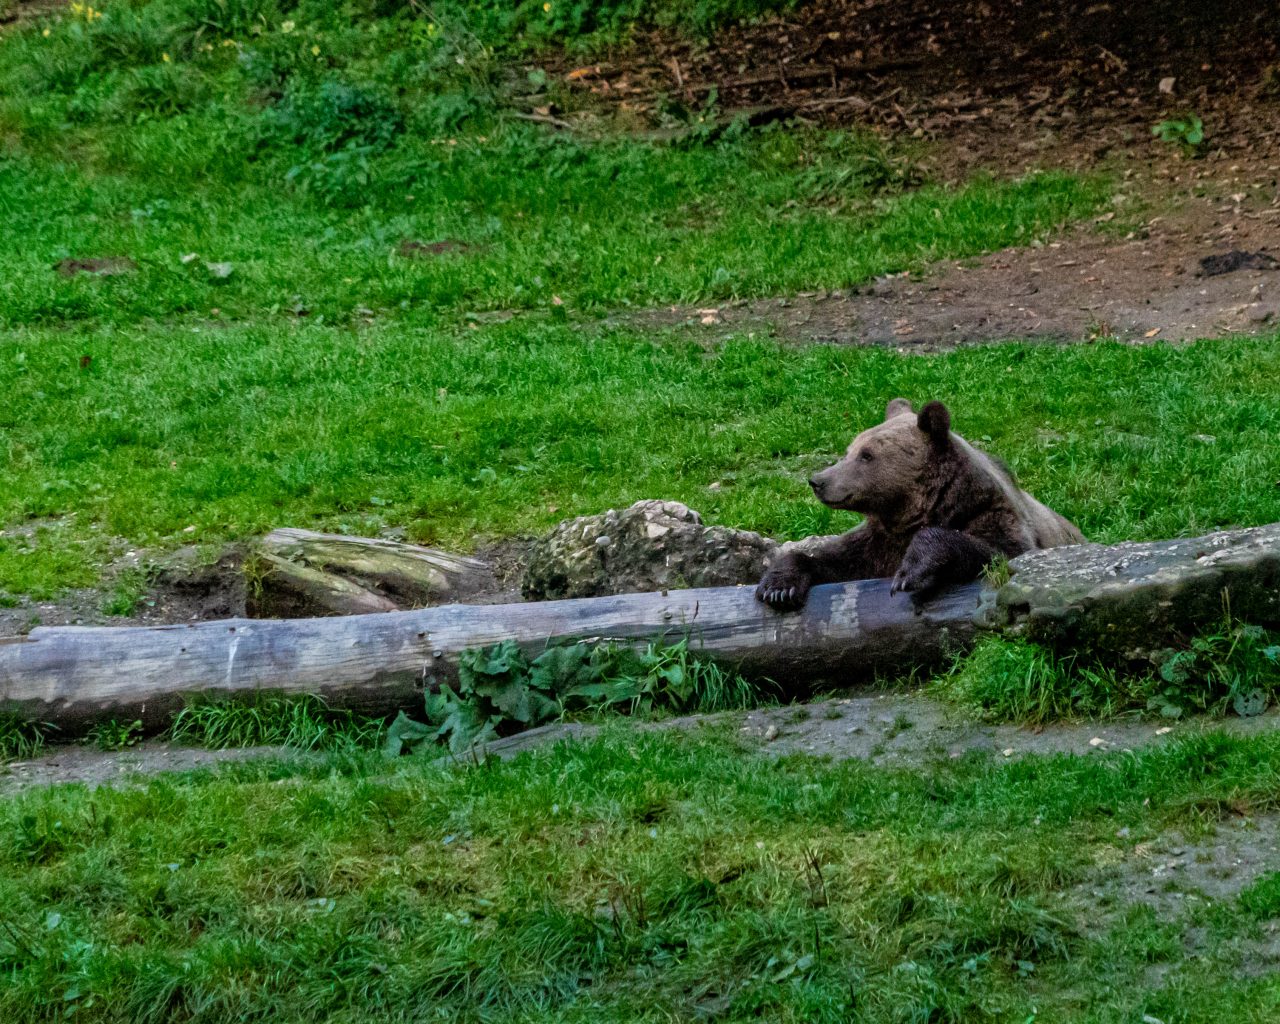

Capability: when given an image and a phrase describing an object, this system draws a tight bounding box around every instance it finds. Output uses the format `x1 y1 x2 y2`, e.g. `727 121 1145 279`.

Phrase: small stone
594 535 611 547
1002 747 1015 757
1089 737 1107 747
764 725 779 741
1158 76 1176 94
1155 726 1173 735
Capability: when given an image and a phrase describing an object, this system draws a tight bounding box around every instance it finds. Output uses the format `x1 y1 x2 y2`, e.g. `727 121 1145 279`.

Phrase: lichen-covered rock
521 500 777 600
994 524 1280 657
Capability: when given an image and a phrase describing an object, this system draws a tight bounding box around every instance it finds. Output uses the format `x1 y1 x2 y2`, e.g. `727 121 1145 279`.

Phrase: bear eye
858 450 874 462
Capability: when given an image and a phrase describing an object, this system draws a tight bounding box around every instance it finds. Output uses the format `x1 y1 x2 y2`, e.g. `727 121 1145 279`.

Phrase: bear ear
884 398 914 421
917 401 951 448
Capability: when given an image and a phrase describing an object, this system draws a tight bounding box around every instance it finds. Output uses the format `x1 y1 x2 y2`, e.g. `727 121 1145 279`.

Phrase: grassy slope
2 5 1280 1020
0 13 1131 599
6 324 1280 597
3 2 1277 602
4 730 1280 1022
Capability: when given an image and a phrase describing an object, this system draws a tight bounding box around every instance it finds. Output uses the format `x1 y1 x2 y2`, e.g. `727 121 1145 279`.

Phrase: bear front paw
889 558 937 599
755 570 812 610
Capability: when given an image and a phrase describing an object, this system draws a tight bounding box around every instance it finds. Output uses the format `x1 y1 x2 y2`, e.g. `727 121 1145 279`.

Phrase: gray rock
993 524 1280 657
521 500 777 600
1246 302 1279 324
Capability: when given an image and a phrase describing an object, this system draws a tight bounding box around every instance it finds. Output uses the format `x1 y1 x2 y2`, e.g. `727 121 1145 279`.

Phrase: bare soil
0 537 530 638
609 190 1280 349
554 0 1280 350
0 543 248 638
552 0 1280 180
472 692 1280 766
1088 814 1280 916
0 741 301 795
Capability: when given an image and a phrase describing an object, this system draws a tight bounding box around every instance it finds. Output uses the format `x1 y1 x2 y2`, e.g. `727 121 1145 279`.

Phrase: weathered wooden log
254 553 399 616
253 528 492 614
0 580 985 733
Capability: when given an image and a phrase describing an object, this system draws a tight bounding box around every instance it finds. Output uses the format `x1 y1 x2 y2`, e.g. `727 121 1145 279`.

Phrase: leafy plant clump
1147 623 1280 720
1152 113 1205 154
86 718 143 751
937 620 1280 724
386 638 763 755
268 75 406 203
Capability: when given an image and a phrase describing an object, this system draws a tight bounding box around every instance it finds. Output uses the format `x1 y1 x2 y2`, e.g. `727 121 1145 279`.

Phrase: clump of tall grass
168 693 385 751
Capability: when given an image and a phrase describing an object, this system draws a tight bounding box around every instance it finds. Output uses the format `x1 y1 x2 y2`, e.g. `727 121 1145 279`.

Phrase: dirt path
9 694 1277 795
0 742 300 795
611 192 1280 350
474 692 1280 765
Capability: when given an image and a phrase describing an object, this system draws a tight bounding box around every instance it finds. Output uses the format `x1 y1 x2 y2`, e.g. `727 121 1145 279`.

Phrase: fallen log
253 528 492 615
0 579 984 733
253 553 400 616
4 523 1280 735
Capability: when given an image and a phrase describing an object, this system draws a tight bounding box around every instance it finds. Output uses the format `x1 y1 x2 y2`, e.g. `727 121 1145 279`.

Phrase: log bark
254 528 492 614
0 579 985 733
5 524 1277 736
253 553 399 616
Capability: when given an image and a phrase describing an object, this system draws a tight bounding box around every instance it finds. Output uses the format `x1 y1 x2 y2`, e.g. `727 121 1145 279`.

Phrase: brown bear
756 398 1084 609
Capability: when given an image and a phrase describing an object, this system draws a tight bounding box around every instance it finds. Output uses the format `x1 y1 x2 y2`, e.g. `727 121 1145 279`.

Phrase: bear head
808 399 952 518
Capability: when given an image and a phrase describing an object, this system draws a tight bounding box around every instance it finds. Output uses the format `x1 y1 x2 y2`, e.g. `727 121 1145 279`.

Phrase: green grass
168 694 386 752
0 715 51 761
4 5 1278 1020
3 729 1280 1021
1239 872 1280 920
0 138 1100 327
936 622 1280 725
0 0 1139 599
5 325 1280 597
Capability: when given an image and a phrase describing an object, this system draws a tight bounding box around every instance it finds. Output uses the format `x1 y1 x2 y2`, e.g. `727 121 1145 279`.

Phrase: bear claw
756 583 806 609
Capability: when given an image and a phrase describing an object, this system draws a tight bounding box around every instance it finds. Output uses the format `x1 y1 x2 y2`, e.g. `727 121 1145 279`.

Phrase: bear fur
755 398 1085 609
